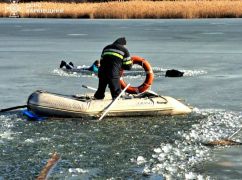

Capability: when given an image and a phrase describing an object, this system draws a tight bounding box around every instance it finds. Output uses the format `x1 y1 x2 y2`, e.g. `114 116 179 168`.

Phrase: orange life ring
120 56 154 94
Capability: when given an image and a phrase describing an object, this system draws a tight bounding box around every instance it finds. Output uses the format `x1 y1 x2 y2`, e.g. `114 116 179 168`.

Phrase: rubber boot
60 60 66 68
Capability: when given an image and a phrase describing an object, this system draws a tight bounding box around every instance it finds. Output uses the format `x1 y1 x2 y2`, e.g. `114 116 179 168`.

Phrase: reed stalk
1 1 242 19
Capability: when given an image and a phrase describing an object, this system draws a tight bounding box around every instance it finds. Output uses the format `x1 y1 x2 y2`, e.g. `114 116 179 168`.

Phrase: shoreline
1 1 242 19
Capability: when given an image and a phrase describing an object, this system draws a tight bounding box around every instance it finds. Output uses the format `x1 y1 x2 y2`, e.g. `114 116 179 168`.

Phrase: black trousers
94 77 121 99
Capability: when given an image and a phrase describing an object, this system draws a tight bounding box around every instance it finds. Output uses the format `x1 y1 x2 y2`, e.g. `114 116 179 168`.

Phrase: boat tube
27 90 192 118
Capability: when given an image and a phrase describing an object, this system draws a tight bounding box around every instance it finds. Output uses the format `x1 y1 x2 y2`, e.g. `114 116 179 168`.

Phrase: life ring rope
120 56 154 94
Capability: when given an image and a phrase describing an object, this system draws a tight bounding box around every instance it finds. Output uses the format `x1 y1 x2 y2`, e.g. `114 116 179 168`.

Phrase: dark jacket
98 37 132 78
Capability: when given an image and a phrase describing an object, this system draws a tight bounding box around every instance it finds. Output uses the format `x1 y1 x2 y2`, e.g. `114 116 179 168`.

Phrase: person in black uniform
94 37 133 100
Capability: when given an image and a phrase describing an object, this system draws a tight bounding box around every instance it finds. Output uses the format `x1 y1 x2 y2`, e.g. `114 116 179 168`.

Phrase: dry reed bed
1 1 242 18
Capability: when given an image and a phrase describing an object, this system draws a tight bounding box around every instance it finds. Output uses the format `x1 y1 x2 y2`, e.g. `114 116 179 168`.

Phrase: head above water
113 37 126 46
94 60 100 67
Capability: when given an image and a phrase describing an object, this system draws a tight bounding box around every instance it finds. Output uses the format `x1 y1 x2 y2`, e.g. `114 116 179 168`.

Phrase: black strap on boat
72 95 93 102
156 96 168 104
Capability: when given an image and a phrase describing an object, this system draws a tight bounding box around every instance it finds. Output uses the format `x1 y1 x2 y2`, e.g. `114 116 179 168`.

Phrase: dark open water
0 18 242 179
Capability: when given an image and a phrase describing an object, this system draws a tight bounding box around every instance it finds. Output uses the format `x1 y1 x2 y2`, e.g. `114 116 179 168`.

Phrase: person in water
94 37 133 100
60 60 100 73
